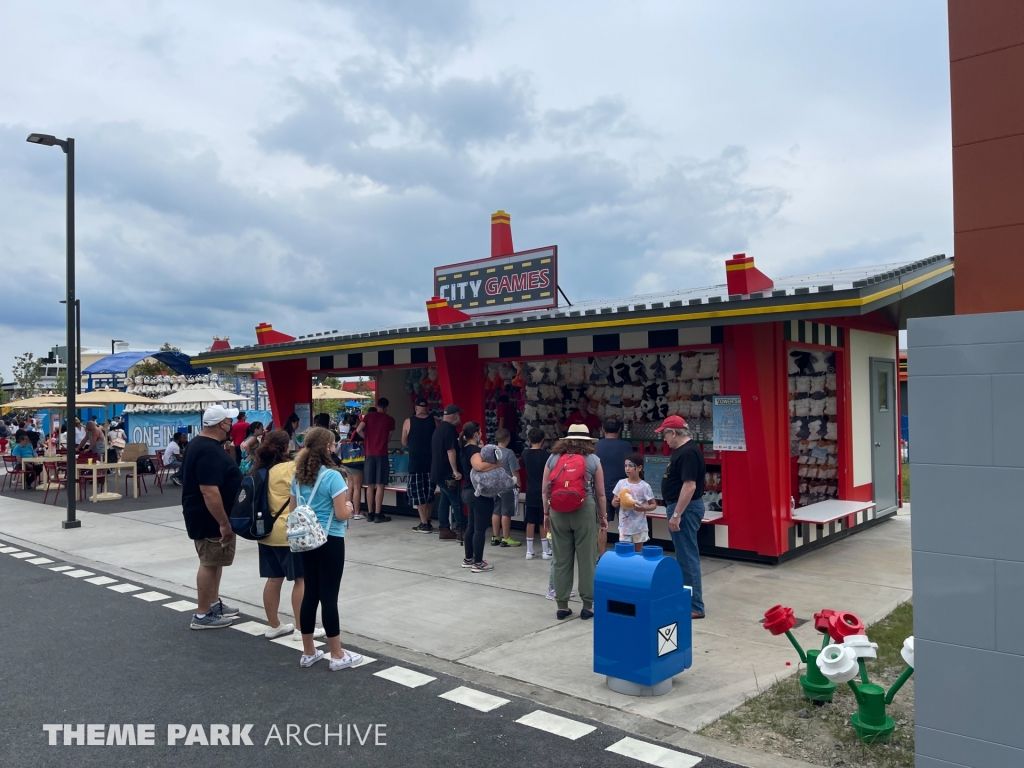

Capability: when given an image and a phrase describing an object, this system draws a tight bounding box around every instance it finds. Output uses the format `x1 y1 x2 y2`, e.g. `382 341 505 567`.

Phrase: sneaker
373 514 392 523
292 627 327 640
438 528 457 541
491 537 501 546
471 561 494 573
541 551 553 560
190 613 234 630
300 650 325 668
525 551 535 560
264 623 295 639
461 558 474 568
329 650 363 671
502 537 521 547
170 477 182 486
546 587 556 600
351 513 365 520
412 523 431 533
210 599 239 617
365 513 376 523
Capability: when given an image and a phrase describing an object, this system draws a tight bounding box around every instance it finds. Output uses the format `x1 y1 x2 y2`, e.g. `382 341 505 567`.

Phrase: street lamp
111 339 125 355
59 299 81 394
29 132 80 530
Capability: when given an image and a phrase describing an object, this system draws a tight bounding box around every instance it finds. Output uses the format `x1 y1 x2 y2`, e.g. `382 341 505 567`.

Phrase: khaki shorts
194 537 236 568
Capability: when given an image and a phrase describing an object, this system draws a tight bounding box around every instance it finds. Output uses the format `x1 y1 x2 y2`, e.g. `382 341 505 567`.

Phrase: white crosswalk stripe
26 557 54 565
163 600 197 612
49 565 75 572
83 576 117 586
0 547 22 554
439 686 510 712
10 552 35 559
515 710 596 740
606 737 703 768
108 583 142 593
231 621 270 636
374 666 436 688
64 570 94 578
133 591 171 602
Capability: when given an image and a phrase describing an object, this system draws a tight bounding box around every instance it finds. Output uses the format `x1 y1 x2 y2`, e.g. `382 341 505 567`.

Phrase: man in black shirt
655 415 707 619
403 398 438 533
181 405 244 630
594 417 632 556
430 404 463 540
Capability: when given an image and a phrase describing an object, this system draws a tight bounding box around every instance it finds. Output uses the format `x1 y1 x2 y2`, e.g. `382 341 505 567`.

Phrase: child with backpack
490 428 522 547
286 427 362 671
520 427 551 560
611 452 657 552
542 424 608 620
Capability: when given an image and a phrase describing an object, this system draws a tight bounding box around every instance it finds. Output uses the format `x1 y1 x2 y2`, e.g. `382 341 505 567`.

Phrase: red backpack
547 454 588 512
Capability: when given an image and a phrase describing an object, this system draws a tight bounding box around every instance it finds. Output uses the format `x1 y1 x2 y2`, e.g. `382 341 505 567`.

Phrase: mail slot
593 542 692 696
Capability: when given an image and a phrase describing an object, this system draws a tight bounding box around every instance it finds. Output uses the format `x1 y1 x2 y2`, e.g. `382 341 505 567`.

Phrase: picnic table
19 456 139 501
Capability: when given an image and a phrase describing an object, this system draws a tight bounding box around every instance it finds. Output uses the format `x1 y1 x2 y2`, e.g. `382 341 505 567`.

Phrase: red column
255 323 312 428
434 345 484 434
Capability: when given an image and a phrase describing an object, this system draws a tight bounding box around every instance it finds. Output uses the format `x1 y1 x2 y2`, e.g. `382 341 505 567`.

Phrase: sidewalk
0 491 911 735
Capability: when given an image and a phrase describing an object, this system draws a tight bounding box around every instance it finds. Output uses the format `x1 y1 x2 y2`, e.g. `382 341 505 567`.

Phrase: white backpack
287 470 329 553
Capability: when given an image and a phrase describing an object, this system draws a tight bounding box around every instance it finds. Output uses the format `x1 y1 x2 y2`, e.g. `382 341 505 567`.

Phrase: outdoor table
74 460 137 501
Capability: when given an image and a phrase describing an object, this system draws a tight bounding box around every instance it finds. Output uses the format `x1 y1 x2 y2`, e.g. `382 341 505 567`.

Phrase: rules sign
434 246 558 316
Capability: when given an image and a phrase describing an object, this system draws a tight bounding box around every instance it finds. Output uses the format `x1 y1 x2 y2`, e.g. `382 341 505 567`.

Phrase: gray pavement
0 544 744 768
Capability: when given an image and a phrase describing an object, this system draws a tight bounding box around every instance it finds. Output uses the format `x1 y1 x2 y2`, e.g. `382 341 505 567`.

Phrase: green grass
701 602 916 767
901 462 910 502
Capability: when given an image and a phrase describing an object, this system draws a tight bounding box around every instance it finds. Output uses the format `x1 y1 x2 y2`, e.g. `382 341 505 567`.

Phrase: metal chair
1 455 29 492
126 455 163 496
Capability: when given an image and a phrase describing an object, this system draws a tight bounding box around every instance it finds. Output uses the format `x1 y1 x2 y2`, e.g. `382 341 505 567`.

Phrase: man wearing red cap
654 415 706 619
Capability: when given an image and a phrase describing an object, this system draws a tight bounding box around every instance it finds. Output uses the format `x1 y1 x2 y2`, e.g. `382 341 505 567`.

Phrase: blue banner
712 395 747 452
129 414 202 452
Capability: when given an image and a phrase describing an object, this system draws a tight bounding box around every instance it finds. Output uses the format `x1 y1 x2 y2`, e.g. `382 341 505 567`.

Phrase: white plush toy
660 352 681 376
709 378 720 395
698 352 719 378
796 376 811 393
702 399 714 418
810 375 826 394
809 398 826 417
680 355 700 380
810 351 830 374
523 404 538 421
825 421 838 440
824 397 837 416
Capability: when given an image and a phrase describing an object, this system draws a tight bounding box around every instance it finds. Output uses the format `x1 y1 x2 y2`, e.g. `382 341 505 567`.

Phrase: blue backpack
230 467 288 541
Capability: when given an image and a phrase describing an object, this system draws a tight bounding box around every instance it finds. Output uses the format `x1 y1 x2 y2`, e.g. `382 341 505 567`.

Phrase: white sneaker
351 513 365 520
299 650 324 668
541 549 553 560
292 627 327 640
329 650 363 671
264 623 295 639
525 551 535 560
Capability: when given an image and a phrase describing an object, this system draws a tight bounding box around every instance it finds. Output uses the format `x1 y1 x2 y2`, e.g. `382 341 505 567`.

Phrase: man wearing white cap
181 405 244 629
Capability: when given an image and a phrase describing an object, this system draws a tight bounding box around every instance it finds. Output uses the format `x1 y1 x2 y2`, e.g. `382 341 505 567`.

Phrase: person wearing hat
429 404 464 540
181 405 245 630
403 397 438 533
655 415 707 619
541 423 608 620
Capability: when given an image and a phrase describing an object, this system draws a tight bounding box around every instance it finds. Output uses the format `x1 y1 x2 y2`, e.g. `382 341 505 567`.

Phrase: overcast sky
0 1 951 378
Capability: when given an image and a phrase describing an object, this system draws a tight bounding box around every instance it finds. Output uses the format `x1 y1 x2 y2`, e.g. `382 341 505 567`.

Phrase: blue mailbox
594 542 692 696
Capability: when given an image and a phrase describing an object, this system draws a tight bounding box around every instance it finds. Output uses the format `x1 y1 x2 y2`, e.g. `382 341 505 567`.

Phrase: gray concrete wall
908 311 1024 768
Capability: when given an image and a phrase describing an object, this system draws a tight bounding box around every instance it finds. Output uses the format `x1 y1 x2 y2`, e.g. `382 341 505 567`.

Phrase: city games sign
433 246 558 316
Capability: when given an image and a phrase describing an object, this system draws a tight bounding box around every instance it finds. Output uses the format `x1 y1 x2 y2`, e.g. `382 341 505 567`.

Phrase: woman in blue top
289 426 361 671
11 431 41 489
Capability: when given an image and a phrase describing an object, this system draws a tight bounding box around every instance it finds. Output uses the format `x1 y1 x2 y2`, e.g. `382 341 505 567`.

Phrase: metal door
869 358 898 515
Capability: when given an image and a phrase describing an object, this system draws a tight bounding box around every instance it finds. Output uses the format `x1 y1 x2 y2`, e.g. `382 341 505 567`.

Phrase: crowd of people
177 397 708 671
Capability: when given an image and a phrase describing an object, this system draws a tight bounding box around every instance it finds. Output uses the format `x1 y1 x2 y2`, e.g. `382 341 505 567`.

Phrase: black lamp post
28 132 80 530
111 339 125 356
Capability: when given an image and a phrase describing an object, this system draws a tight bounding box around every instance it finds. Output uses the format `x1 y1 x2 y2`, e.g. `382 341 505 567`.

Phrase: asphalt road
0 541 746 768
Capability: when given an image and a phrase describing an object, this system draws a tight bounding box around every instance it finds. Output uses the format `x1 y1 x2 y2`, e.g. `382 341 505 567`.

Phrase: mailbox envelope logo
657 623 678 657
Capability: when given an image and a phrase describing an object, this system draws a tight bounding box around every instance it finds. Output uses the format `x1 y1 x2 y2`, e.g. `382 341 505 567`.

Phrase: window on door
877 369 889 412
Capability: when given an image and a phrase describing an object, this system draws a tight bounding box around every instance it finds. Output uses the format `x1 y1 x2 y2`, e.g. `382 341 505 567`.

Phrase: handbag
341 441 365 465
286 470 329 552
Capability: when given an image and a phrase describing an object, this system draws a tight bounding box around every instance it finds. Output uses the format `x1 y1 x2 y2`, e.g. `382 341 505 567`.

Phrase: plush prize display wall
402 366 444 415
481 349 721 444
788 348 839 507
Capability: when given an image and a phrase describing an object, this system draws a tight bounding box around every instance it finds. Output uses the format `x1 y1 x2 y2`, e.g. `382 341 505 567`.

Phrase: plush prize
618 488 636 510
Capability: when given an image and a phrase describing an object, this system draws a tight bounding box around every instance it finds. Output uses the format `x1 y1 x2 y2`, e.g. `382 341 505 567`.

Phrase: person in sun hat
655 414 707 619
181 404 244 630
541 422 608 621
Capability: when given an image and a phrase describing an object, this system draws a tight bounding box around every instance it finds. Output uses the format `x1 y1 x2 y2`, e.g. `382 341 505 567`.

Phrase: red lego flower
763 605 797 635
814 608 837 634
827 610 865 642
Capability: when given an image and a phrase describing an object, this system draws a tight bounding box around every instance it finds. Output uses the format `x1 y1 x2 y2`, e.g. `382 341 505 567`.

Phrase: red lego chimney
255 322 296 345
725 253 774 295
426 297 472 327
210 336 231 352
491 210 514 258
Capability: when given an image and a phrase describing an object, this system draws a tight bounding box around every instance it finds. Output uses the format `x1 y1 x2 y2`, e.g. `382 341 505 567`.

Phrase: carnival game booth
192 214 953 563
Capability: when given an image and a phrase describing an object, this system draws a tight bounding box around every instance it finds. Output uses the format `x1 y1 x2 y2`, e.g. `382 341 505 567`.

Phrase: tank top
407 414 436 474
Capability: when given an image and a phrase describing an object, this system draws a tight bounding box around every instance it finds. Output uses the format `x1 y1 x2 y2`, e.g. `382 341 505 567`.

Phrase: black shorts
258 544 305 581
524 503 545 526
364 455 390 485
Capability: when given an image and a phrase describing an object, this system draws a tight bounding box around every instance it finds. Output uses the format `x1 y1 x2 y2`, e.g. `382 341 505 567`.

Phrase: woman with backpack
459 422 502 573
542 423 608 620
250 430 325 642
288 426 362 670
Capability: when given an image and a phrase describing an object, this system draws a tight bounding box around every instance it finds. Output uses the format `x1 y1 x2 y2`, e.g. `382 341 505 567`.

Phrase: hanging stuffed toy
698 352 719 378
511 362 526 388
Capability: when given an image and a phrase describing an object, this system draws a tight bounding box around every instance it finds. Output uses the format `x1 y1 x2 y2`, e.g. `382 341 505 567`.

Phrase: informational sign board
434 246 558 316
129 413 201 452
712 395 747 451
644 455 671 500
295 403 311 433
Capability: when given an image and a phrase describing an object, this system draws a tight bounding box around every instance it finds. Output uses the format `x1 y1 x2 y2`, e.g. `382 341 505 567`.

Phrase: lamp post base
61 520 82 529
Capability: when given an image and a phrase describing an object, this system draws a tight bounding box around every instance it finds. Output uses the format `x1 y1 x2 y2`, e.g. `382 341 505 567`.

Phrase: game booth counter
192 211 954 563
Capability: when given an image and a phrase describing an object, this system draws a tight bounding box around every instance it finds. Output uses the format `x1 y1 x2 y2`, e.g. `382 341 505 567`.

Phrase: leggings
463 493 494 564
299 536 345 637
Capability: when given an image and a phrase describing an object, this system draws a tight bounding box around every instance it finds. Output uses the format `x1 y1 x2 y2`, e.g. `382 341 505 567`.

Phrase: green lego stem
821 633 831 649
847 679 865 706
884 666 914 705
858 659 870 685
784 630 807 663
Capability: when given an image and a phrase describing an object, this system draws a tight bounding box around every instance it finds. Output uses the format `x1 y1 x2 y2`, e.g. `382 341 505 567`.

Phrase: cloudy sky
0 1 951 378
